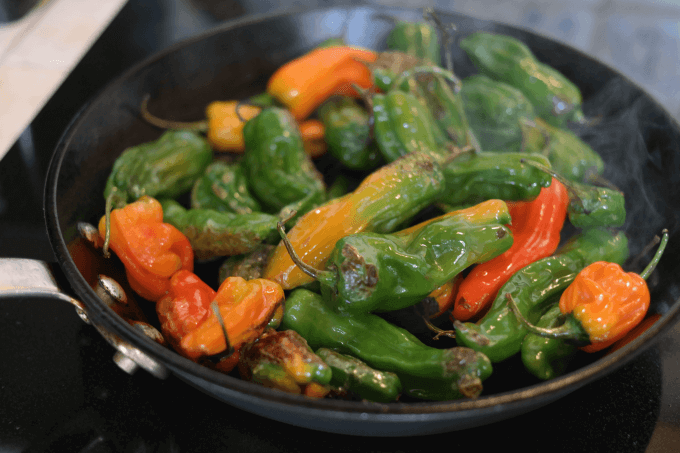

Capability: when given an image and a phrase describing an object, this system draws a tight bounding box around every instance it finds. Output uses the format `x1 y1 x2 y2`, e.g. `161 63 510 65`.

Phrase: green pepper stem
140 95 208 132
275 220 336 285
392 65 462 94
505 293 585 341
211 300 235 356
423 7 456 74
102 187 126 258
640 229 669 280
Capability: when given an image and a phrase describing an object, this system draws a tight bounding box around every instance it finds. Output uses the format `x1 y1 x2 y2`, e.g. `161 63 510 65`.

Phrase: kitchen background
1 0 680 451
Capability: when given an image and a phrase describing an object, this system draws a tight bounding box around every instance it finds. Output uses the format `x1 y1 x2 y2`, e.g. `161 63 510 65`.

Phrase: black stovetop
1 1 680 451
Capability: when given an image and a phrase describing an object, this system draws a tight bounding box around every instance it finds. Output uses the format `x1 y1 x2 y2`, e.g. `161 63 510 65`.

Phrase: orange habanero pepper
98 196 193 302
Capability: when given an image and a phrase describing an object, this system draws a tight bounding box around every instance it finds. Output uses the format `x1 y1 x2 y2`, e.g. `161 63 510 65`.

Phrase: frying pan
2 4 680 437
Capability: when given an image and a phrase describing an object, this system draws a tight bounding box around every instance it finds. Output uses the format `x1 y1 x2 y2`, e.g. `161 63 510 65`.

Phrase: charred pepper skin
520 302 577 380
313 200 513 314
281 288 492 401
160 199 280 261
242 107 326 213
191 161 262 215
104 130 212 208
316 348 402 403
460 32 585 126
317 96 382 171
439 151 553 207
459 75 544 154
454 228 629 363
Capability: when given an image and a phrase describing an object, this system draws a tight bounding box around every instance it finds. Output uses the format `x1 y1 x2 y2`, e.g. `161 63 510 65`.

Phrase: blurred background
1 1 680 452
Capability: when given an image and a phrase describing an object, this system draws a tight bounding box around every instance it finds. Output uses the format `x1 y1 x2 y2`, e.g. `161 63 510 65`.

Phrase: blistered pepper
238 329 332 397
460 32 585 126
241 107 326 215
281 288 492 401
266 45 378 120
452 178 569 321
263 150 445 289
179 275 285 365
97 196 194 302
103 130 213 208
454 228 629 363
510 230 668 353
280 199 513 314
190 161 262 214
159 199 279 261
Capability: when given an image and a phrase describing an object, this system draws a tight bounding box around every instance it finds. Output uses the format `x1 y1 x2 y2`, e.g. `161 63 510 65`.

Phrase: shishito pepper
266 45 378 121
386 18 441 65
218 244 275 283
316 348 402 403
454 228 629 363
317 96 382 171
452 178 569 321
279 199 513 314
460 32 585 126
97 196 194 302
510 230 668 353
238 329 332 397
103 130 213 208
190 161 262 214
179 275 285 365
263 150 445 289
459 75 544 154
241 107 326 214
281 288 492 400
439 151 553 207
160 199 279 261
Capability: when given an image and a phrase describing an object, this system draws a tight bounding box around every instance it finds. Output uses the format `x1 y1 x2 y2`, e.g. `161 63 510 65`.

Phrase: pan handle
0 258 169 379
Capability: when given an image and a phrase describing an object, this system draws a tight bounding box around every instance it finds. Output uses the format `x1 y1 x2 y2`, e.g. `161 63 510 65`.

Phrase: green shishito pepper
242 107 326 213
160 199 279 261
386 19 440 65
190 161 262 214
521 302 578 380
454 228 629 363
281 200 513 314
218 244 275 283
533 118 604 182
439 151 553 206
460 32 585 126
104 130 212 208
459 74 544 154
281 288 492 400
317 97 381 171
316 348 402 403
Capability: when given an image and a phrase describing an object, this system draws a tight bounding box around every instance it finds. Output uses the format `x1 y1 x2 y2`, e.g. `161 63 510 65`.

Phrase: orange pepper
299 118 327 158
425 274 463 319
97 196 194 302
206 101 261 152
179 276 284 363
267 45 377 120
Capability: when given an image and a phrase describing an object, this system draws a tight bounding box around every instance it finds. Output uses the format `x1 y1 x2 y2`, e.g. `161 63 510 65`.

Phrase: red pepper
452 178 569 321
508 230 669 353
97 196 194 302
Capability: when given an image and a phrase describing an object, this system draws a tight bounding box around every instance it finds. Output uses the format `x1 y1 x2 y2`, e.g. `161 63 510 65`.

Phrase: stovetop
2 1 680 451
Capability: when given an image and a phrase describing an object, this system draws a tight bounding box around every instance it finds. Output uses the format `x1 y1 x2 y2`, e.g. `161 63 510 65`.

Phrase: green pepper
242 107 326 213
281 288 492 400
439 151 553 206
190 161 262 214
316 348 402 403
533 117 604 182
386 19 440 65
160 199 279 261
454 228 629 363
460 32 585 126
521 301 578 380
567 183 625 228
104 130 212 208
460 75 544 153
368 51 420 92
218 244 275 283
280 200 512 314
317 97 382 171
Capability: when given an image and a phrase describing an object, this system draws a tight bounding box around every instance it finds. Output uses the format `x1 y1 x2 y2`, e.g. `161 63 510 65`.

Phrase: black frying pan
23 4 680 436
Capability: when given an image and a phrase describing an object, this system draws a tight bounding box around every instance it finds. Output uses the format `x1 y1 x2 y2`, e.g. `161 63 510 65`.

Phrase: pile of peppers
94 11 669 403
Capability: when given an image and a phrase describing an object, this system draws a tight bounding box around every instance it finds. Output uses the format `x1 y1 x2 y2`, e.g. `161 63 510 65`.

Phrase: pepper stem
640 229 669 280
139 95 208 132
102 187 126 258
423 7 457 74
211 300 234 357
275 220 336 285
505 293 581 340
392 65 462 94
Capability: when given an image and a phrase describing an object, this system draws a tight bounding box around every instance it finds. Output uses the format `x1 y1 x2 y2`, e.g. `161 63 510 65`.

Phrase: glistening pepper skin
283 200 513 314
460 32 585 126
280 288 492 400
454 228 629 363
190 161 262 215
